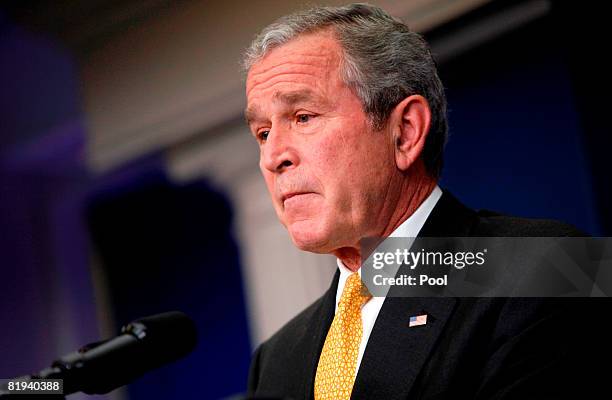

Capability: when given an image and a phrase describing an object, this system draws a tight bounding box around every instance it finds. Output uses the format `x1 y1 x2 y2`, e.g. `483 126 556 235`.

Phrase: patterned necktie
314 272 372 400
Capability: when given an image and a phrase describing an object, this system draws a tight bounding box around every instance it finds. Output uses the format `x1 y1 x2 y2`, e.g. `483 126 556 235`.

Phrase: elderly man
243 4 603 400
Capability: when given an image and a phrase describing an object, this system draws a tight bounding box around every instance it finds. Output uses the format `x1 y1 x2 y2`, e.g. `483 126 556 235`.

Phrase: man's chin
287 221 333 254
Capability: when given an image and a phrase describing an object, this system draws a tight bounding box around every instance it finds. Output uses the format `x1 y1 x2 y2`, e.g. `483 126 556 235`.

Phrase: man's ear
391 94 431 171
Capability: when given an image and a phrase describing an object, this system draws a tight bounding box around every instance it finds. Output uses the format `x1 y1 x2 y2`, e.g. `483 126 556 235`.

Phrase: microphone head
52 311 198 395
124 311 198 359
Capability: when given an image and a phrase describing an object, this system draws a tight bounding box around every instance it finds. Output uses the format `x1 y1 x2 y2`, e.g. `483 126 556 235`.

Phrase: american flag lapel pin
409 314 428 327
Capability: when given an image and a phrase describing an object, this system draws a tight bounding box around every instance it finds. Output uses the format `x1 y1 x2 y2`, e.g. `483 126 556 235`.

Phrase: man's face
245 31 397 254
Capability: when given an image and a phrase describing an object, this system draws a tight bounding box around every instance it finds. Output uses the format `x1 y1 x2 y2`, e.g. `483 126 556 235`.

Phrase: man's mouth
281 192 315 205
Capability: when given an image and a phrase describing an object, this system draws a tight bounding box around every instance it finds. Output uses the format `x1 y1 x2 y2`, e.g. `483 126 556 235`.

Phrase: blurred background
0 0 610 399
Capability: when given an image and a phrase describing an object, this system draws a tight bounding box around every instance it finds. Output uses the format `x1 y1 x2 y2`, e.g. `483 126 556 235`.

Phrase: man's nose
260 127 298 173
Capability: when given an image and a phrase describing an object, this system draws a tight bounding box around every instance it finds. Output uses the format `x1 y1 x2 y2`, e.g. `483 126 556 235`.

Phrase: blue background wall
0 9 99 381
435 7 604 235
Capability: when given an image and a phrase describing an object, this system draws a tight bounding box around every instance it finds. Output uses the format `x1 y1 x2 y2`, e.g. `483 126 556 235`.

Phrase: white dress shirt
334 185 443 371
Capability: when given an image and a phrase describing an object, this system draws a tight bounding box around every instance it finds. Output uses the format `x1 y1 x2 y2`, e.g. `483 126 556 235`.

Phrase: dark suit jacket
247 191 610 399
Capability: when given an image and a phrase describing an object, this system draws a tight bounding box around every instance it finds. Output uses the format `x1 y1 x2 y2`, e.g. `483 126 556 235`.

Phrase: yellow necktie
314 272 372 400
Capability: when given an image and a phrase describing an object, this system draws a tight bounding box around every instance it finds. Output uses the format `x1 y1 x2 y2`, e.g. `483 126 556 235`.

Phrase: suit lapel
351 296 457 399
302 269 339 400
351 190 477 399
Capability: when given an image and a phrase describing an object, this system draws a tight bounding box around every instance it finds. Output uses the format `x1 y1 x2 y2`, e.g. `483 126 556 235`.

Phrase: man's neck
333 172 438 272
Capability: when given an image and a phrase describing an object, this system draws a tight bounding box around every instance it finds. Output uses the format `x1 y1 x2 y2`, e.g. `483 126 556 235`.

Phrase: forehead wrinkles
247 69 331 100
247 61 339 100
246 38 343 98
249 51 333 78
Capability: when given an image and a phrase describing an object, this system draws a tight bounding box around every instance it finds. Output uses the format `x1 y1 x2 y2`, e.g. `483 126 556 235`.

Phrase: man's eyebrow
245 89 329 125
274 89 324 105
244 105 261 126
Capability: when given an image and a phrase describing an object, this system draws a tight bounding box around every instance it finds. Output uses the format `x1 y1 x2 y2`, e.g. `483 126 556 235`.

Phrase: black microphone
2 311 197 396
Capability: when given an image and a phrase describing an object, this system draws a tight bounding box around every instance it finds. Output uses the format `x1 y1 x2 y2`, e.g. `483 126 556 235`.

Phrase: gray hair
243 3 448 179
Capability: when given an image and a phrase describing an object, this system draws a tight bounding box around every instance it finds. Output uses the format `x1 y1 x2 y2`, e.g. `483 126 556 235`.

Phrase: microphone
1 311 197 396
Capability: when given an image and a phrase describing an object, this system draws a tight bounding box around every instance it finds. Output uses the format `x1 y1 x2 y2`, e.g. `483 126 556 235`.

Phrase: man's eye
297 114 312 123
258 130 270 142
